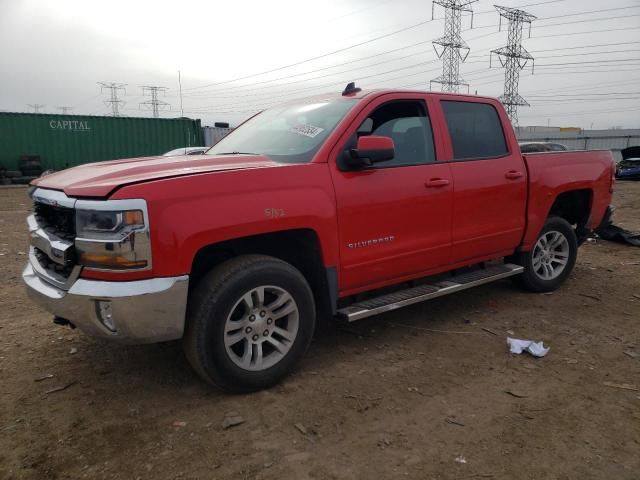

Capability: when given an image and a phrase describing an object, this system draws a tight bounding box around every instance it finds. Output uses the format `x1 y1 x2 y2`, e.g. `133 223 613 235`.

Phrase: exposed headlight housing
74 199 151 271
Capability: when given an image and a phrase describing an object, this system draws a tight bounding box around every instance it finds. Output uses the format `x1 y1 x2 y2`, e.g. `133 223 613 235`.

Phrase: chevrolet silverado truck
23 84 615 392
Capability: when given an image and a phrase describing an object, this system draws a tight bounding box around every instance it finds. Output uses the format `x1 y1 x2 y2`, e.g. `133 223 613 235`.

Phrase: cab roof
286 87 498 105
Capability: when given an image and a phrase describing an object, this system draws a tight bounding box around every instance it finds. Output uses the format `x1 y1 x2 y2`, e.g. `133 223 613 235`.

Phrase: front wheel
184 255 316 392
514 216 578 293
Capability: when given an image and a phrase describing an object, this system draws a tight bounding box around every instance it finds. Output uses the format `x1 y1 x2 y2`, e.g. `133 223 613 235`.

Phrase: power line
175 16 639 99
98 82 126 117
183 55 640 114
175 1 563 94
174 40 640 101
533 13 640 30
526 25 640 39
185 57 640 114
178 17 440 93
467 5 640 30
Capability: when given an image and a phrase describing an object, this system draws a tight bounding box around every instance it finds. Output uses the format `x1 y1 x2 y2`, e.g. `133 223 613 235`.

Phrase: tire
19 157 41 169
20 167 43 177
11 176 38 185
184 255 316 392
514 216 578 293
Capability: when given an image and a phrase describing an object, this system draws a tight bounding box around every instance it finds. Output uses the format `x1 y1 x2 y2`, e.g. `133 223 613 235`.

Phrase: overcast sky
1 0 639 129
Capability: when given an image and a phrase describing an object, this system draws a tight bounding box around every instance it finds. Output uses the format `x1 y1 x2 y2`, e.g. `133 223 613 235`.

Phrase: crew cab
23 85 615 392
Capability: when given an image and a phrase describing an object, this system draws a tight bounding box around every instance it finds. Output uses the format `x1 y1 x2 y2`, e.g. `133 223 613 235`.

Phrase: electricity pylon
490 5 536 126
430 0 477 93
28 104 45 113
139 86 170 118
98 82 127 116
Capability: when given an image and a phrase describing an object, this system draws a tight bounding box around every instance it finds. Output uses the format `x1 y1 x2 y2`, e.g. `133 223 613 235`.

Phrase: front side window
356 101 436 167
442 101 508 160
207 99 357 163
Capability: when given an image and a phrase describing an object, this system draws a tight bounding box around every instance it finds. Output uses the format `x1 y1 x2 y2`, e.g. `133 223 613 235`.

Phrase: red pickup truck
24 85 615 391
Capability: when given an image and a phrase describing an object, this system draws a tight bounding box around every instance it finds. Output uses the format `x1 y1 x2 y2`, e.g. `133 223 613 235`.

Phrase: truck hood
32 154 282 197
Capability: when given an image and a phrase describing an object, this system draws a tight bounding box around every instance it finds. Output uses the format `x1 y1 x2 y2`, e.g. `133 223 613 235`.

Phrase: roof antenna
342 82 362 96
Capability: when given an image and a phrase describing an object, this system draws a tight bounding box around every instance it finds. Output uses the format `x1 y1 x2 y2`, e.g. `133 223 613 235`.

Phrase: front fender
112 164 339 277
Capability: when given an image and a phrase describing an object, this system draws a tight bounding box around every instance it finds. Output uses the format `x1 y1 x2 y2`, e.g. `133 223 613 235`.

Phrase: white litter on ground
507 337 550 357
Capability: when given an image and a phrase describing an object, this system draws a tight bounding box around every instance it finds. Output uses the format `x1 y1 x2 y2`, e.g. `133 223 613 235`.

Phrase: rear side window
441 101 508 160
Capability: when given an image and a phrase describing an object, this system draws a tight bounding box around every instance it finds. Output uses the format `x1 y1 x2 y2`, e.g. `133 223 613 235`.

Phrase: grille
33 202 76 240
33 247 76 278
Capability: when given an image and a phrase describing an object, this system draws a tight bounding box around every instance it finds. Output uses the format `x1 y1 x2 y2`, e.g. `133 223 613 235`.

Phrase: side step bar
337 263 524 322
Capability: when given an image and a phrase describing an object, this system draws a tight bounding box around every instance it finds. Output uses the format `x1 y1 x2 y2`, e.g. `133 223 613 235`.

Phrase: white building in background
517 128 640 162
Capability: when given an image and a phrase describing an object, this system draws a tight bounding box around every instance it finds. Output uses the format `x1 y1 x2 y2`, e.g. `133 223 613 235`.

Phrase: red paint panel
521 150 614 250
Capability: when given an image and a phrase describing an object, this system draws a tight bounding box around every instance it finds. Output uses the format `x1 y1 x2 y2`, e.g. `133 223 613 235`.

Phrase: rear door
439 99 527 262
329 94 453 294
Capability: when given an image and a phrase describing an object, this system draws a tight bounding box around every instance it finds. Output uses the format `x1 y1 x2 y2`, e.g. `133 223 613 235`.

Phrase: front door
329 95 453 294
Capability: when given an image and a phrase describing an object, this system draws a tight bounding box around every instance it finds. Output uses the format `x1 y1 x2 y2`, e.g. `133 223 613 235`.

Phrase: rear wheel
184 255 316 392
514 216 577 293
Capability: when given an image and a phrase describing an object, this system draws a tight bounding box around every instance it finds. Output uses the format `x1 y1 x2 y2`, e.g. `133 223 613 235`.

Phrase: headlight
76 210 144 238
74 200 151 271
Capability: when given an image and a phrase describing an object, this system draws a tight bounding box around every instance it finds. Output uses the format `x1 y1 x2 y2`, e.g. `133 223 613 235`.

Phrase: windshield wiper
214 151 259 155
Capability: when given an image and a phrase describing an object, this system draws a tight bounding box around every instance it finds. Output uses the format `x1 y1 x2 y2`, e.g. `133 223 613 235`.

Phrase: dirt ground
1 183 639 480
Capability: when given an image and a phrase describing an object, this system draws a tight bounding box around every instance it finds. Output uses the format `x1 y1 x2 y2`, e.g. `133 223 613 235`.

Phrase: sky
0 0 639 129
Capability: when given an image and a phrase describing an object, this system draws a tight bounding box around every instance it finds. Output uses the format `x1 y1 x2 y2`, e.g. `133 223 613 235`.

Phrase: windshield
207 99 357 163
619 158 640 168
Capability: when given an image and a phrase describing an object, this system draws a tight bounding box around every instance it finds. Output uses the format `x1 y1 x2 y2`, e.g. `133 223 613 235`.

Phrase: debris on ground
172 421 187 428
69 348 78 355
595 215 640 247
455 455 467 464
578 293 601 302
504 390 528 399
221 412 245 430
445 418 465 427
377 435 392 448
507 338 550 357
602 381 638 392
45 380 78 395
294 423 308 435
34 374 54 382
623 350 638 359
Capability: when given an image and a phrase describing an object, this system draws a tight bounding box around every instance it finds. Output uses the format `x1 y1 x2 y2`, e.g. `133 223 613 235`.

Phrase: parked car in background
163 146 209 156
519 142 568 153
616 146 640 180
24 86 614 392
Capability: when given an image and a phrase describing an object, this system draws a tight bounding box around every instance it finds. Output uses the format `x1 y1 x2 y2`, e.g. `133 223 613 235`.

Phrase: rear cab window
441 101 508 160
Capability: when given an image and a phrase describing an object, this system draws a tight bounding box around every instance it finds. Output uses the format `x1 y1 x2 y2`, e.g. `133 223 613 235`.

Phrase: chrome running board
337 263 524 322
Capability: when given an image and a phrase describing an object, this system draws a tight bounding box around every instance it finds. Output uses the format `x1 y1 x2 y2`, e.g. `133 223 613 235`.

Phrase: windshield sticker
288 124 325 138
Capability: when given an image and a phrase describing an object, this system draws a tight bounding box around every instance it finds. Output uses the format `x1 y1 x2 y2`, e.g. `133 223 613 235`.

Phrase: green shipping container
0 112 203 171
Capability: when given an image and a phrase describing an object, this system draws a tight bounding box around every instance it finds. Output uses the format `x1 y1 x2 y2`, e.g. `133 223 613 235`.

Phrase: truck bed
521 150 614 249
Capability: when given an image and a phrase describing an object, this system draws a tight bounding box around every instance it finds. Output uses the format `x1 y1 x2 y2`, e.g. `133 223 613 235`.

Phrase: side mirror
345 135 395 169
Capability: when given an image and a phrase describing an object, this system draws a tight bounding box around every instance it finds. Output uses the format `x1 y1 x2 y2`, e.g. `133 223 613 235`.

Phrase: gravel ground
1 183 639 480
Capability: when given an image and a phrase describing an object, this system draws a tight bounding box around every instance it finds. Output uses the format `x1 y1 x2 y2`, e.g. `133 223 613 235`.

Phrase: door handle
425 178 450 188
505 171 524 180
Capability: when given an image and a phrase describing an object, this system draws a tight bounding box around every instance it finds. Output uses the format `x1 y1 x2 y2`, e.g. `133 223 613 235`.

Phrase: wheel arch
189 229 337 317
547 188 593 242
521 187 594 251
